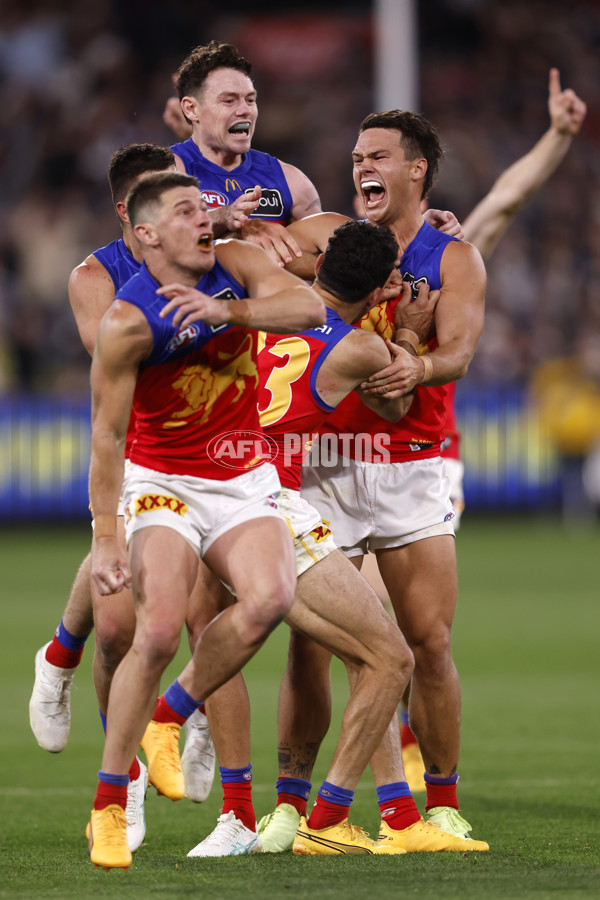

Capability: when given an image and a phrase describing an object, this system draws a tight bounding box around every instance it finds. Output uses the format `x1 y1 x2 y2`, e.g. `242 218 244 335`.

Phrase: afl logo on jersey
246 187 284 219
169 324 200 351
201 189 227 208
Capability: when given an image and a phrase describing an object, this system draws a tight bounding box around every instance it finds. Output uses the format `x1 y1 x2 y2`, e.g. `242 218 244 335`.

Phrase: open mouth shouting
361 180 386 210
229 121 251 136
197 233 213 250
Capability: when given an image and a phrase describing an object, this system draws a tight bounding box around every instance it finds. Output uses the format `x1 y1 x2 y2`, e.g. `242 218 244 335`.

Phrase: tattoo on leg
277 742 322 778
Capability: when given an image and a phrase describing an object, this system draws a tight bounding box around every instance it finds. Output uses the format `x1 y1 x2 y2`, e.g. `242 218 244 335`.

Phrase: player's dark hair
126 171 199 226
316 220 399 304
176 40 253 100
107 144 175 205
359 110 443 199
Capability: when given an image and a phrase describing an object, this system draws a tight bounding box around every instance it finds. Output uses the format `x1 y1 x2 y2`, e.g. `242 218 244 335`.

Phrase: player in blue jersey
170 41 321 265
246 110 488 851
145 219 487 856
29 144 180 853
85 171 326 869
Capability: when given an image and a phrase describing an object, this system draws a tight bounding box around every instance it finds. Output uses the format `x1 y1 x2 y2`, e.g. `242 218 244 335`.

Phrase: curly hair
316 220 399 304
176 40 253 100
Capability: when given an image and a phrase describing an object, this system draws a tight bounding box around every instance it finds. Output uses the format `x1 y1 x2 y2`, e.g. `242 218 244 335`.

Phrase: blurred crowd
0 0 599 397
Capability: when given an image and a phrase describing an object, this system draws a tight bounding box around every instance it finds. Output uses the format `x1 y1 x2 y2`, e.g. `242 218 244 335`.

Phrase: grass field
1 516 599 899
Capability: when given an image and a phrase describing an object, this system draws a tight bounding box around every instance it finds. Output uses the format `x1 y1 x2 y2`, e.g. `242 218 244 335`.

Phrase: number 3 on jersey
257 334 311 426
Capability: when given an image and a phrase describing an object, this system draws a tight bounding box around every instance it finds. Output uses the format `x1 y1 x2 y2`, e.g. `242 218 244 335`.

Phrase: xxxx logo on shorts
309 523 332 543
134 494 188 516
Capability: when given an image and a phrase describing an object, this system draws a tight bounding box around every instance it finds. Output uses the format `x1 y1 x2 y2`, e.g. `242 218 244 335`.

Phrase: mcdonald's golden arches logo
225 179 241 192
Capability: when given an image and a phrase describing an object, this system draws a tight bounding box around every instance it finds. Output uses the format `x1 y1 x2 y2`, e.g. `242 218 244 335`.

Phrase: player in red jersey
245 109 488 849
86 171 324 870
152 219 487 856
28 144 178 852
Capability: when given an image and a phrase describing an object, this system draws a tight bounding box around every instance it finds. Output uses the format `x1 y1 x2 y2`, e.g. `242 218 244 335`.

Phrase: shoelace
204 814 250 847
95 808 127 847
41 672 72 699
341 822 373 843
154 724 181 769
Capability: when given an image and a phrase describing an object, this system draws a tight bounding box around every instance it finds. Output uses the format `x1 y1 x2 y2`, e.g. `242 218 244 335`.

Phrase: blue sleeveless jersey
93 238 140 289
170 140 294 225
115 261 264 479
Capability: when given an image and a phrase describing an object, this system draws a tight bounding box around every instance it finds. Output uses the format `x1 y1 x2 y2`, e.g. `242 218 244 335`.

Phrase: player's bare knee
239 584 295 644
95 611 135 672
134 621 181 670
412 632 453 683
378 632 414 691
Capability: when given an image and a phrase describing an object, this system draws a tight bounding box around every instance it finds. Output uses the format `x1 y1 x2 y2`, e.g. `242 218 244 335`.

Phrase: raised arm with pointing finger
463 68 587 258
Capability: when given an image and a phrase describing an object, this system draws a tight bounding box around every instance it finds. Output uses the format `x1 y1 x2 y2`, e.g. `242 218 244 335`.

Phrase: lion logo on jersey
164 333 258 427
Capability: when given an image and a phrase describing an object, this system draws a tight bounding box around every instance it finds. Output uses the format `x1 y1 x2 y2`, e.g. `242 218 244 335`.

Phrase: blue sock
220 765 252 784
376 781 412 804
97 770 129 786
317 781 354 807
56 618 89 650
99 710 107 734
276 776 311 800
164 679 200 720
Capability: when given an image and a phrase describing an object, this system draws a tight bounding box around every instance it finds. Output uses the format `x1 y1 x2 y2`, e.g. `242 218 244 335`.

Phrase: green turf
1 517 599 898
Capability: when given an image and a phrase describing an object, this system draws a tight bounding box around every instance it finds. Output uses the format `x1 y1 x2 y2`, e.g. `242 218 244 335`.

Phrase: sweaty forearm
229 287 325 334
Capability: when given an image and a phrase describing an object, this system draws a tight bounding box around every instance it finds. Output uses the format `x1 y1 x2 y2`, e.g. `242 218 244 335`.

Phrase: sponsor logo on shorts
309 523 332 543
134 494 188 516
246 187 285 219
201 189 227 208
207 430 279 470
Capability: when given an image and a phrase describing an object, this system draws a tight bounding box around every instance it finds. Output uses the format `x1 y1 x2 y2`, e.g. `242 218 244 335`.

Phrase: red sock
425 781 459 812
45 636 84 669
197 702 206 715
277 791 307 817
379 794 421 831
153 695 186 726
128 757 140 782
307 796 348 830
400 721 418 748
222 781 255 831
93 781 127 811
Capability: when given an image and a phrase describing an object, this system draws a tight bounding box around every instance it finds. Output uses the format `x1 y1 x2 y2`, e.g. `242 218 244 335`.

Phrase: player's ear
314 253 324 274
367 286 384 309
115 200 129 226
180 95 198 123
410 157 427 185
133 222 158 247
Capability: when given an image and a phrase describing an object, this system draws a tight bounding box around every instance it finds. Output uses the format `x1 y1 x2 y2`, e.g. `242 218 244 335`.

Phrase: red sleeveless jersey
257 309 353 489
322 296 446 462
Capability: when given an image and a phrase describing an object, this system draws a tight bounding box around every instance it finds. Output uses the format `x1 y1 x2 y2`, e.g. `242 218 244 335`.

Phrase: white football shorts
122 461 281 557
300 454 455 557
277 487 337 577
